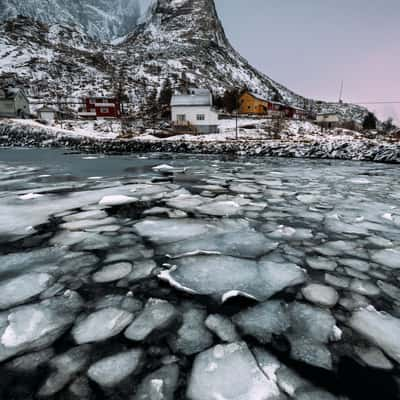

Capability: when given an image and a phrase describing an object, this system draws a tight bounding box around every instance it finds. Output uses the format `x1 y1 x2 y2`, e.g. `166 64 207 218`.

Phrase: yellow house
239 91 270 115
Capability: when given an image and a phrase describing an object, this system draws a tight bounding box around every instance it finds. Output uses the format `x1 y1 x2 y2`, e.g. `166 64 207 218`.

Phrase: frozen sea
0 148 400 400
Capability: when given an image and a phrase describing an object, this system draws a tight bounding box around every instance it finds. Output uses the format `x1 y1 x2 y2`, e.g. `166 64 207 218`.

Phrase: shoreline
1 120 400 163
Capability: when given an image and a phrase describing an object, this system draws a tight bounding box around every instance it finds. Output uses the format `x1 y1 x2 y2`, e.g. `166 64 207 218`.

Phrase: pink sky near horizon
214 1 400 125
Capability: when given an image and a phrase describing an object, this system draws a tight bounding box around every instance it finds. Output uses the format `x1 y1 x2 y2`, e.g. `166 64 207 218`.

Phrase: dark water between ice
0 148 399 400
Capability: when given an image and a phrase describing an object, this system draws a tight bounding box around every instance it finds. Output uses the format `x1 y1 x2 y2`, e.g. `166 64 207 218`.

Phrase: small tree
382 117 395 134
362 112 377 130
158 78 173 118
223 89 240 113
213 93 224 111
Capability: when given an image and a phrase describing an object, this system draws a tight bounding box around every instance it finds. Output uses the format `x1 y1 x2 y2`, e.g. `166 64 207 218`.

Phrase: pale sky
141 0 400 123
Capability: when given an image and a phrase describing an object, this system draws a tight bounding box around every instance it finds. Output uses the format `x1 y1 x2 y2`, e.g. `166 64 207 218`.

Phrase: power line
353 101 400 105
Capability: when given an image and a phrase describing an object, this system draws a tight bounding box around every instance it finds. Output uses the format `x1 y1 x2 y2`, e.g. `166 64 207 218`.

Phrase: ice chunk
38 345 90 397
275 366 308 397
93 295 142 314
301 284 339 308
0 247 69 280
125 299 179 342
370 248 400 269
60 217 118 231
133 364 179 400
233 301 290 344
205 314 240 343
0 292 82 362
349 279 380 297
354 346 393 370
134 218 249 245
19 193 44 200
377 280 400 301
287 335 333 370
306 257 337 272
314 241 356 257
88 349 143 387
72 307 133 344
152 164 175 172
99 195 138 206
349 307 400 363
324 273 350 289
230 183 260 194
0 273 54 310
161 231 278 259
127 260 157 282
92 262 132 283
187 342 281 400
63 209 108 221
159 256 306 303
5 348 54 373
267 226 313 241
68 376 92 399
168 307 213 356
339 258 370 272
195 200 241 217
252 347 281 383
166 194 205 212
288 302 338 344
295 387 338 400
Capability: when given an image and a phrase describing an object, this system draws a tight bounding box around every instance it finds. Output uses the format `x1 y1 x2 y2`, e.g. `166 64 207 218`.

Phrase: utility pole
235 91 239 140
339 80 344 104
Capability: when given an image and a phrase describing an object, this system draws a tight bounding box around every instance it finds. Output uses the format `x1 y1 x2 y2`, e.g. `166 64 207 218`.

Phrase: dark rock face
0 0 141 41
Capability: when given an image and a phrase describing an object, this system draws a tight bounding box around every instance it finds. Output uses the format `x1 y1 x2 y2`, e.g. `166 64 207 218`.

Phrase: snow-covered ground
0 117 390 145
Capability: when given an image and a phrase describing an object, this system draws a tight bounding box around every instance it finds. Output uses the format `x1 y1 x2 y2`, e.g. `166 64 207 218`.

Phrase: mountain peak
0 0 142 41
132 0 229 48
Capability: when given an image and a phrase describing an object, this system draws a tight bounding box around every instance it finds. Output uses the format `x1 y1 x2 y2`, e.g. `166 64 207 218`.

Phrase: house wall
317 115 340 123
0 100 16 117
15 93 30 116
85 98 120 118
239 93 269 115
172 106 219 126
40 111 56 121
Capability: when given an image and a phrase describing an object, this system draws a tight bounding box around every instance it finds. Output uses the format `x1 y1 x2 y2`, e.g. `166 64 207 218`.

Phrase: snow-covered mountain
0 0 141 42
0 0 369 122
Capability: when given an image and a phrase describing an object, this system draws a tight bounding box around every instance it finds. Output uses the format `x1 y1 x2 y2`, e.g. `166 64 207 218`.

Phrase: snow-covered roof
317 111 340 116
248 91 269 102
36 106 58 112
0 87 25 100
247 91 286 107
171 91 212 107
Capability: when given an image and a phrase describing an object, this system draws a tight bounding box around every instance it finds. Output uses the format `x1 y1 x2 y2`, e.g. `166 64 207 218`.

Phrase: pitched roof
0 87 28 103
246 91 286 106
171 91 212 107
36 106 59 113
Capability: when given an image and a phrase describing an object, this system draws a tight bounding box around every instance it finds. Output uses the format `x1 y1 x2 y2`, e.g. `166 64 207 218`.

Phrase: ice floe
88 349 143 387
72 307 133 344
187 342 281 400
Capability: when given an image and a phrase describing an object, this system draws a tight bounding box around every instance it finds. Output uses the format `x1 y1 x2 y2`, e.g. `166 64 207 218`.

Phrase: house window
100 107 109 113
196 114 205 121
177 114 186 122
89 99 95 104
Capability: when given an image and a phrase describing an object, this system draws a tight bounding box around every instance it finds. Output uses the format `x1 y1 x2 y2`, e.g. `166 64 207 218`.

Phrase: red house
82 97 121 119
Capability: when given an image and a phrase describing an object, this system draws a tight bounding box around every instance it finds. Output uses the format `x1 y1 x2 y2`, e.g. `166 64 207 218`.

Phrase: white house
316 112 341 129
0 87 30 118
171 88 219 134
36 105 59 121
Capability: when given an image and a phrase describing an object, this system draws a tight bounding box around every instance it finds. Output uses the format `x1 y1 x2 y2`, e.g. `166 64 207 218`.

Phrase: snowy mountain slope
0 0 369 122
0 17 114 104
117 0 368 120
0 0 141 41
